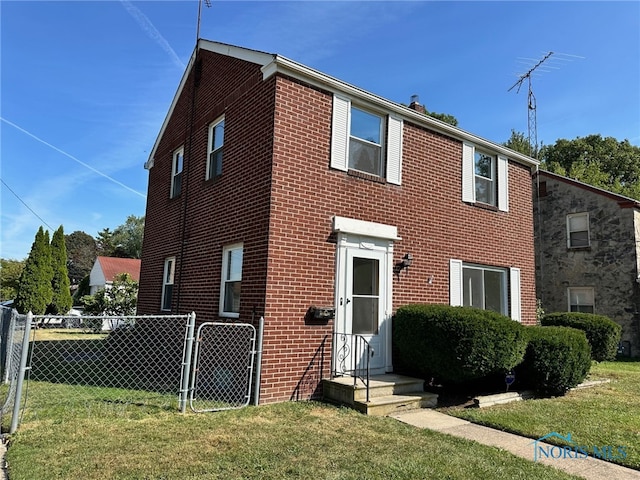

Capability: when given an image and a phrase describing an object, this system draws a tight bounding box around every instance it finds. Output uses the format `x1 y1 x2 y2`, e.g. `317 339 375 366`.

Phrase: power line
0 178 54 231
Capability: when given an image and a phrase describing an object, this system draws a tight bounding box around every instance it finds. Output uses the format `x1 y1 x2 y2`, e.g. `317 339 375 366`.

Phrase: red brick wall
139 50 275 319
140 52 537 405
259 76 537 403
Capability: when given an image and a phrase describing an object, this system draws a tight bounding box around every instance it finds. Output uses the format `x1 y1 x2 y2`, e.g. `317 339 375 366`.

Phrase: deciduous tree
0 259 25 301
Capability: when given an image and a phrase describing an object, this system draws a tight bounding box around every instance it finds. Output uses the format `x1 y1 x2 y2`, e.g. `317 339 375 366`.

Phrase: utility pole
508 51 554 158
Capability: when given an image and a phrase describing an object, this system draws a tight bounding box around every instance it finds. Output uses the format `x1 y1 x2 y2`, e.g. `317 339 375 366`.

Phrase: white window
450 259 521 320
330 95 403 185
474 150 496 205
161 257 175 311
220 244 243 317
206 117 224 180
462 143 508 211
568 287 595 313
567 213 590 248
171 147 184 198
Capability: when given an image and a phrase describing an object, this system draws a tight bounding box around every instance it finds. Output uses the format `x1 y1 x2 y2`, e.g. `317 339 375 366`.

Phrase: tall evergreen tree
15 227 53 314
48 226 73 314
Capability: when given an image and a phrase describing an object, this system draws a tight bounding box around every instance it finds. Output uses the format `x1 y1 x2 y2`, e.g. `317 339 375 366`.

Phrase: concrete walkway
391 409 639 480
0 438 6 480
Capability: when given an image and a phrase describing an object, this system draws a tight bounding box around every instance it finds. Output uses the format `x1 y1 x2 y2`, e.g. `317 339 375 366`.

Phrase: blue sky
2 1 639 260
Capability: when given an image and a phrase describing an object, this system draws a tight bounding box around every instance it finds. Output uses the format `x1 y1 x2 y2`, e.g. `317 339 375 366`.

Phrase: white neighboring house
89 256 141 330
89 256 141 295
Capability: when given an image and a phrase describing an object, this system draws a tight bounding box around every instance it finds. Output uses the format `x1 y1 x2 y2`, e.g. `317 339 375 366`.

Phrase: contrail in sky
0 117 147 199
120 0 186 70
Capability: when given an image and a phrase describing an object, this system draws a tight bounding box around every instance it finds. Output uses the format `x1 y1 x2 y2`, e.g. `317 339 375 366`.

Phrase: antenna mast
196 0 212 42
508 51 553 158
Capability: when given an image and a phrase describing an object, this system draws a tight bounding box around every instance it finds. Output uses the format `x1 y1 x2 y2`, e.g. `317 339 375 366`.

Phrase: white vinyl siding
331 95 350 172
509 267 521 322
331 94 402 184
386 115 403 185
462 143 508 212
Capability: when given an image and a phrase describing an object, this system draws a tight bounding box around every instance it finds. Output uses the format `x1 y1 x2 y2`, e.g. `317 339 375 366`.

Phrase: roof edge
537 169 640 208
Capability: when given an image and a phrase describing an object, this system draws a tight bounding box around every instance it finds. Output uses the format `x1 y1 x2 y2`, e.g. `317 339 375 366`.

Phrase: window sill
219 312 240 319
465 201 499 212
567 246 591 252
347 169 386 184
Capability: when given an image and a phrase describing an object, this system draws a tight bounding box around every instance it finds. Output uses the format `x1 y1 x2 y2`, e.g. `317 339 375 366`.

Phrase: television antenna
508 51 554 158
196 0 212 42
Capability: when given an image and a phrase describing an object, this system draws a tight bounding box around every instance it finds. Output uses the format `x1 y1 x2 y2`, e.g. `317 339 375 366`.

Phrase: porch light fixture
399 253 413 274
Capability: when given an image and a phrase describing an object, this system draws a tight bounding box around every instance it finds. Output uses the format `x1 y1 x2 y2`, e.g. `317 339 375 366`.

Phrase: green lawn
439 360 640 470
5 383 581 480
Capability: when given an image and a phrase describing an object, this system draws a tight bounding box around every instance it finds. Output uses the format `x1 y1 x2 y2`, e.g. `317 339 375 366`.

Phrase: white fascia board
262 56 539 170
145 40 275 170
332 216 400 241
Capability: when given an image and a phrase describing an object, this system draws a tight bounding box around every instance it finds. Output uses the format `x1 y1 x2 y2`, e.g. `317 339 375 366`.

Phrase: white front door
334 234 393 376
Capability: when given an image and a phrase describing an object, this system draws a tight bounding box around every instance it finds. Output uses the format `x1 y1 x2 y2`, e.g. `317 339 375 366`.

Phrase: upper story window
206 117 224 180
567 212 590 248
349 107 383 176
450 259 521 321
474 150 496 206
462 143 508 212
161 257 175 311
220 243 243 317
171 147 184 198
568 287 594 313
330 94 403 185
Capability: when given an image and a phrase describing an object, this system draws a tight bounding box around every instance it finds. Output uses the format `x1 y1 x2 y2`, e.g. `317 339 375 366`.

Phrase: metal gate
188 320 262 412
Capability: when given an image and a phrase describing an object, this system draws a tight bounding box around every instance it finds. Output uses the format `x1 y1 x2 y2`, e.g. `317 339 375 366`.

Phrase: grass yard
439 360 640 470
4 383 583 480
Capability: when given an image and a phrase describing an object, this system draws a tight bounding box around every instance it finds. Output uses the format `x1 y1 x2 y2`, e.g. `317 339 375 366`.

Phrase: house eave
145 40 539 171
262 55 539 169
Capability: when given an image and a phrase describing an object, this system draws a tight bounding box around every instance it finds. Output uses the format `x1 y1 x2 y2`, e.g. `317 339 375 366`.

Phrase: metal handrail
331 332 374 402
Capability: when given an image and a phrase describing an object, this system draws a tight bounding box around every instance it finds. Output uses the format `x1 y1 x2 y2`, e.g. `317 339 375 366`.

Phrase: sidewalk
391 409 639 480
0 438 6 480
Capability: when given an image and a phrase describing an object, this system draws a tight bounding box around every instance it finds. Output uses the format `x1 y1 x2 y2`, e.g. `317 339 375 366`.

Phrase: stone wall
535 172 640 356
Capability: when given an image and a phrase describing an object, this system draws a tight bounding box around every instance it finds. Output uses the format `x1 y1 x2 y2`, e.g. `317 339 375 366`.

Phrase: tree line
1 215 144 308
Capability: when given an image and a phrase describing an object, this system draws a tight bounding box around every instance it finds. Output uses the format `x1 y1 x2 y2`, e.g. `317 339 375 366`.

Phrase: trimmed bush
393 304 527 384
516 326 591 396
541 312 621 361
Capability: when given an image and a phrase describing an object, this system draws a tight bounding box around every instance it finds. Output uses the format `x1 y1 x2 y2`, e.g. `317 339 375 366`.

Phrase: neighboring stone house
137 40 539 404
534 170 640 357
89 256 141 295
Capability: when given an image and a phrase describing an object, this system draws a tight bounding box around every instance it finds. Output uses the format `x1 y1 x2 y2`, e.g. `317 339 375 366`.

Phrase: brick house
534 170 640 357
137 40 539 404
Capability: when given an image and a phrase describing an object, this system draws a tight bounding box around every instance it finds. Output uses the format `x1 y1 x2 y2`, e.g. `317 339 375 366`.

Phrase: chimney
408 94 426 114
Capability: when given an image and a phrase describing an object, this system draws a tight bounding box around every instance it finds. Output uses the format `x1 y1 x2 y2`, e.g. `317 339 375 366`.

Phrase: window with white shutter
331 94 403 185
450 259 520 319
461 143 508 211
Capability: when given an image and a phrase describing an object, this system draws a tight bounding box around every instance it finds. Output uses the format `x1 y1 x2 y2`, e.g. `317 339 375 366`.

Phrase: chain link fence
190 321 260 412
0 309 264 433
28 314 193 414
0 306 31 433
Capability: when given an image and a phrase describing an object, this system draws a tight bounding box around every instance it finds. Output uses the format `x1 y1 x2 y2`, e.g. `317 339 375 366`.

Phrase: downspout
176 43 202 312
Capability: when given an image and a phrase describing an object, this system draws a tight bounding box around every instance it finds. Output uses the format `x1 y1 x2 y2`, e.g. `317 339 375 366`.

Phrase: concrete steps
322 373 438 416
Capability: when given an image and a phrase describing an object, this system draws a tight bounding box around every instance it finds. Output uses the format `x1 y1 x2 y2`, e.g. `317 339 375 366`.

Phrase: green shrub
516 326 591 396
393 304 527 384
541 312 621 361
